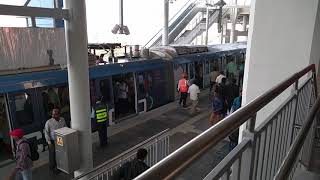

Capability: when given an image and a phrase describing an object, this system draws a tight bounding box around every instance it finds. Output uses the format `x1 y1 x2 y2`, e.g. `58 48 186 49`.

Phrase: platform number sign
57 136 63 146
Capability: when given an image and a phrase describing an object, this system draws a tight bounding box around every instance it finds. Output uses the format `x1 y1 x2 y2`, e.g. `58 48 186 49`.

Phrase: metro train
0 42 246 161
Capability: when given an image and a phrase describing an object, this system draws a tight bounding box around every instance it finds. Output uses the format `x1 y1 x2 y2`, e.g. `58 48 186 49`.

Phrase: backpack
19 139 40 161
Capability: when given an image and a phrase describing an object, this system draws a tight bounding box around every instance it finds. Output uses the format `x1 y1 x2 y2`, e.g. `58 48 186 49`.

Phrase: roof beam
24 0 32 6
0 4 69 19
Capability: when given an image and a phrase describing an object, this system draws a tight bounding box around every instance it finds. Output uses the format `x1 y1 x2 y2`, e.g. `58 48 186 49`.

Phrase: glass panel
189 63 194 80
41 86 70 127
0 96 12 161
137 68 169 111
13 93 34 127
205 61 210 74
113 74 136 119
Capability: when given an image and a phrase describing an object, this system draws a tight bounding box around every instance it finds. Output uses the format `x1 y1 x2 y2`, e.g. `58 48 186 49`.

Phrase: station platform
0 89 231 180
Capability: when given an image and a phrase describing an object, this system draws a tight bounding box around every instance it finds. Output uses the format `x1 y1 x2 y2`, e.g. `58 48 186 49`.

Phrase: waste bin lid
54 127 77 135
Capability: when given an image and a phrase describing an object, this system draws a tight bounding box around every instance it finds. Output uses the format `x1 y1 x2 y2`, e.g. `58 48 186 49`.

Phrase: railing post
289 80 299 145
239 114 257 180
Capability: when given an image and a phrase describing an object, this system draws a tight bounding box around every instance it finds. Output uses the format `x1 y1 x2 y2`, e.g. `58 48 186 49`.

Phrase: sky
0 0 251 45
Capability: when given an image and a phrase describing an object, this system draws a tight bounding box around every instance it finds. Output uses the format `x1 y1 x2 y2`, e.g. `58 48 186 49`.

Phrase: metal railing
143 0 197 48
136 64 318 180
73 129 170 180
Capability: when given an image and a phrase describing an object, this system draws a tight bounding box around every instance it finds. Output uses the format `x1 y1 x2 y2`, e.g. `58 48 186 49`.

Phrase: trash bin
54 127 80 174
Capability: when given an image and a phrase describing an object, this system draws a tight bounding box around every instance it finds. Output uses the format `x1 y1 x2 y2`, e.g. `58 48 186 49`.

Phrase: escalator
145 0 205 47
173 8 230 45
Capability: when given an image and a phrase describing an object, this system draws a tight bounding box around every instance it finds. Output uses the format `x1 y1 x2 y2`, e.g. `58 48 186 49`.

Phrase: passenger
228 91 242 151
92 98 108 147
48 88 61 108
209 67 220 93
238 60 245 87
112 148 149 180
226 59 237 79
118 81 129 114
8 129 32 180
216 77 228 117
209 91 223 126
188 80 200 114
24 94 34 124
215 71 226 84
96 54 106 65
178 73 189 108
225 78 239 111
44 108 66 175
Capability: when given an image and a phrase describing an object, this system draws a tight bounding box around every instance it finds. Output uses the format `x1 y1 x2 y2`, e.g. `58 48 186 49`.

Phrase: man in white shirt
188 80 201 114
215 71 226 84
44 109 66 174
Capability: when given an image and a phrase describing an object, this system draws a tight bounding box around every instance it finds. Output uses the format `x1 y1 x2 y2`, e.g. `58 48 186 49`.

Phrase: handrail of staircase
73 129 170 180
136 64 317 179
274 88 320 179
143 0 196 48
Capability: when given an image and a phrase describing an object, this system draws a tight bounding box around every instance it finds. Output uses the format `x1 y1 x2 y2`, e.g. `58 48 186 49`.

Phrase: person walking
215 71 226 84
209 91 223 126
209 67 220 93
178 73 189 108
44 108 66 174
8 129 32 180
188 80 201 114
228 91 242 151
112 148 149 180
226 78 239 111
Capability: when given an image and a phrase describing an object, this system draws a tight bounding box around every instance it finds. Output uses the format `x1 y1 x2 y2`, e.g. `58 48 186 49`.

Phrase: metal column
63 0 93 176
242 15 248 41
230 0 238 43
119 0 124 34
205 7 209 45
163 0 169 46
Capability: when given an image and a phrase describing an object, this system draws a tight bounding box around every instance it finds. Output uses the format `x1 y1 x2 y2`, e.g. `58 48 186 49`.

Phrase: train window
13 93 34 126
41 86 71 126
0 96 12 161
205 61 210 74
189 63 194 79
98 79 112 104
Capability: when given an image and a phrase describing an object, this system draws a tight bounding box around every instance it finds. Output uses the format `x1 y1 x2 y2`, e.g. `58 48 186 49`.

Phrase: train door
188 63 195 82
7 89 42 135
194 62 203 89
203 60 210 88
38 85 70 127
112 73 136 120
95 77 114 125
0 95 13 162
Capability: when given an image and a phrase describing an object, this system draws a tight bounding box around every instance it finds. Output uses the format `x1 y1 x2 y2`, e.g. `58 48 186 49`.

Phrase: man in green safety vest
94 99 108 147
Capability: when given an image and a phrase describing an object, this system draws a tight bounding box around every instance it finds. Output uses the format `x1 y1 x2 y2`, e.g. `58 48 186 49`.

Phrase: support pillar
163 0 169 46
63 0 93 176
205 7 209 45
230 0 238 43
119 0 123 34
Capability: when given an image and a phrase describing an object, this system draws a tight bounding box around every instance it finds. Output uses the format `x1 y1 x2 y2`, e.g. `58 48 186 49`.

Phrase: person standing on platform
215 71 226 84
226 59 237 79
44 108 66 175
209 67 220 93
228 91 242 151
188 80 201 114
178 73 189 108
92 99 108 147
7 129 32 180
209 91 223 126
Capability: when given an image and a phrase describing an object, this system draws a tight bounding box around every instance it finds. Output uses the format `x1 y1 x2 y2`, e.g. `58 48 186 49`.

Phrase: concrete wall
243 0 320 126
0 27 67 71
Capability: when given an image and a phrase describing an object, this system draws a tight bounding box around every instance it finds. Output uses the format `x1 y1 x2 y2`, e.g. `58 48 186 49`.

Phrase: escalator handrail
143 0 198 47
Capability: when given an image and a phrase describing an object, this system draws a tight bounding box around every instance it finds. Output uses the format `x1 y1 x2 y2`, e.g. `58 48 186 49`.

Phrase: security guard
94 99 108 147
